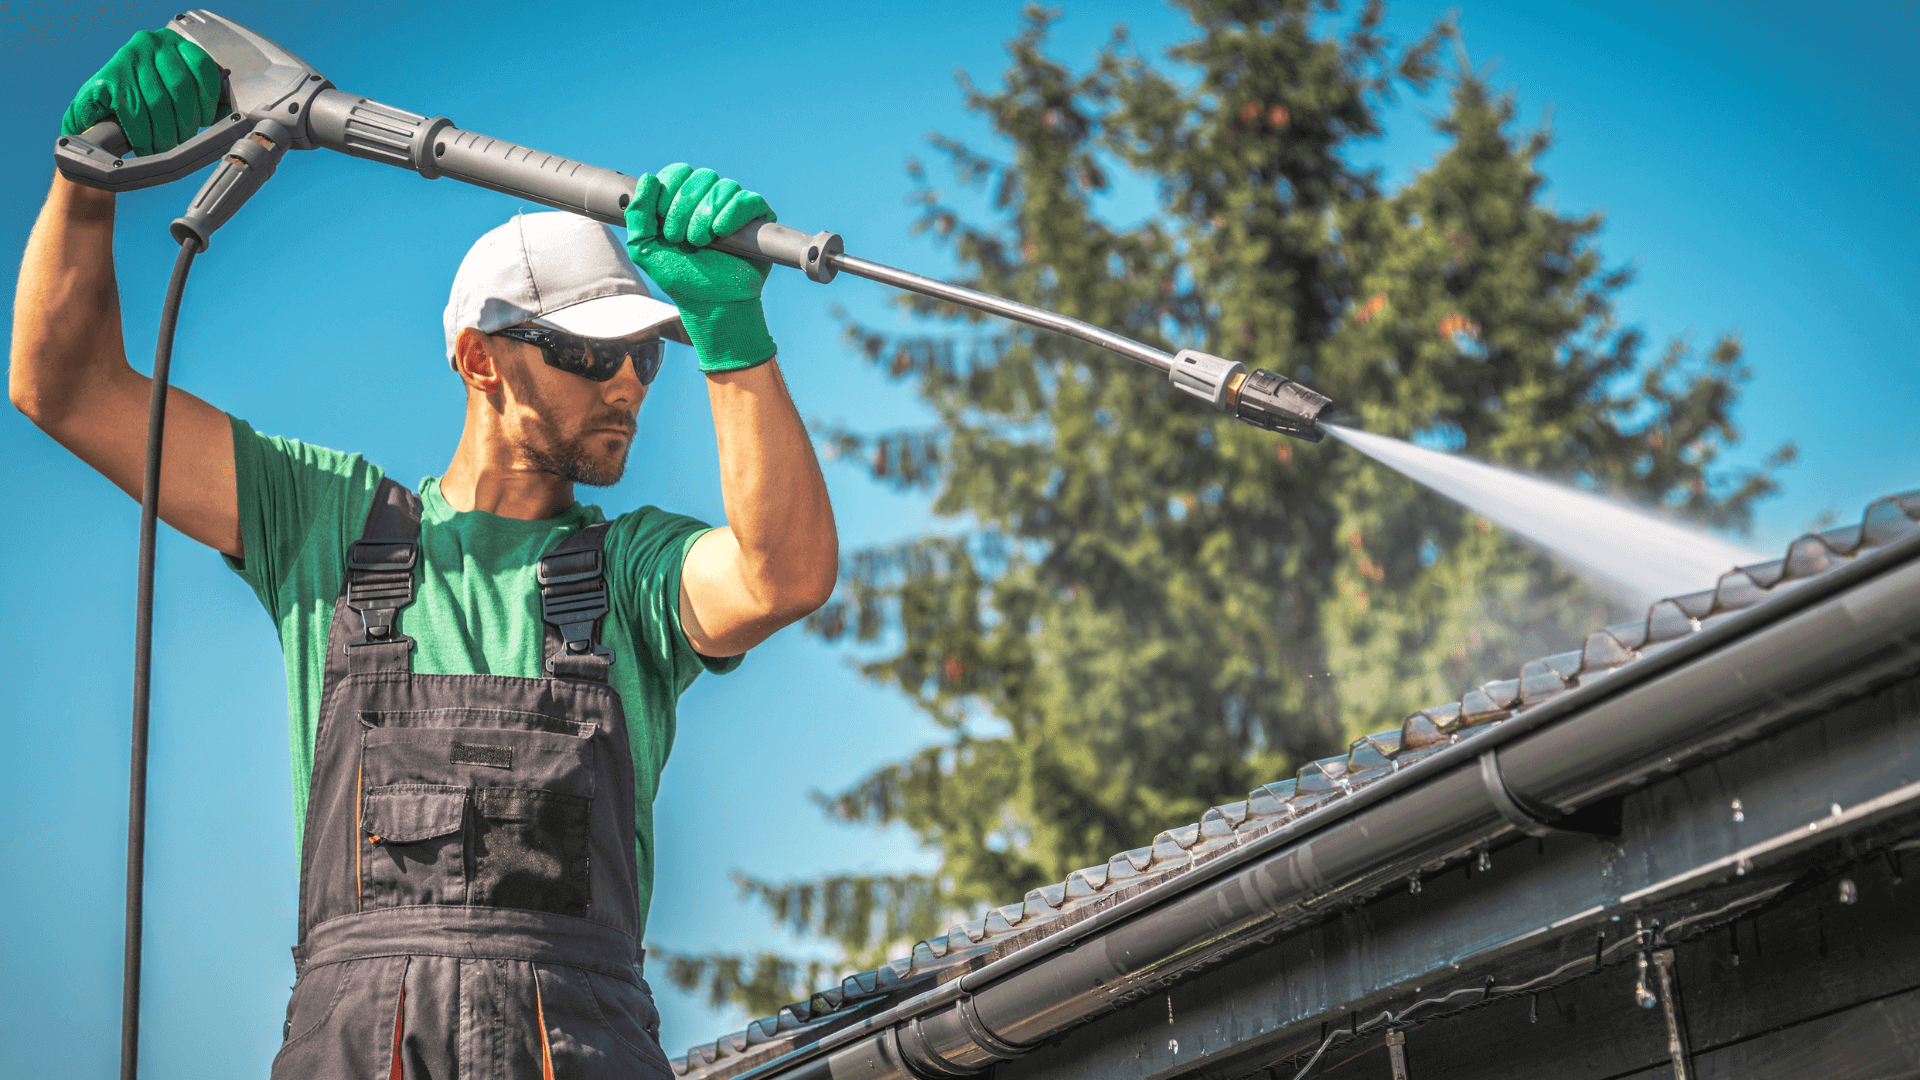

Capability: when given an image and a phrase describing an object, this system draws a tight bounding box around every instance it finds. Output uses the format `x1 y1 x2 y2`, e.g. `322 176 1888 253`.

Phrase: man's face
489 329 653 487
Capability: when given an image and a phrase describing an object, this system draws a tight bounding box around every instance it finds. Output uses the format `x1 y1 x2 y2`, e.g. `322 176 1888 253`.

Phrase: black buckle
349 541 416 573
345 540 417 649
538 547 613 672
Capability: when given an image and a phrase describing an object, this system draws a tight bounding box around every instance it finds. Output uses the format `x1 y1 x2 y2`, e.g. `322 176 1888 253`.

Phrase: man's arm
9 173 242 557
678 359 837 657
626 163 837 658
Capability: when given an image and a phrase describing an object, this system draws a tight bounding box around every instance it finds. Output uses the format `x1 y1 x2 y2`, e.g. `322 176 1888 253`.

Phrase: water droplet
1736 856 1753 876
1730 798 1744 823
1168 1039 1179 1054
1476 849 1492 872
1838 877 1858 905
1831 802 1844 818
1634 982 1658 1009
1409 877 1422 896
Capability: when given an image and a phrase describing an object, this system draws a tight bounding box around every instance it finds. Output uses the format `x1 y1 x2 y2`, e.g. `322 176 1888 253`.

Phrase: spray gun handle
55 11 333 193
58 114 259 192
62 116 293 252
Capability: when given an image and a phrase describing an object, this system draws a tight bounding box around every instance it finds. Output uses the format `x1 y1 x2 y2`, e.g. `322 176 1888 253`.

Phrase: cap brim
537 293 690 345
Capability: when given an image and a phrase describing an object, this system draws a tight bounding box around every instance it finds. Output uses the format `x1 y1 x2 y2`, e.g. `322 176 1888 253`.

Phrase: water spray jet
1325 424 1767 608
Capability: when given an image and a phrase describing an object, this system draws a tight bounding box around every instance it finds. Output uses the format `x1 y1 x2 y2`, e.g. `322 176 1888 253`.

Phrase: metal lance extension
55 9 1335 442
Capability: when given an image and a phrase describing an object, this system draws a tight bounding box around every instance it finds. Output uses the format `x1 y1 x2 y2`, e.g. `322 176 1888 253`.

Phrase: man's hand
63 28 223 158
625 164 779 373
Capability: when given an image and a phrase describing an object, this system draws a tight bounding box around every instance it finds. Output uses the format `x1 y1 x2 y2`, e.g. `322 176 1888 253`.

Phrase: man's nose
604 360 646 411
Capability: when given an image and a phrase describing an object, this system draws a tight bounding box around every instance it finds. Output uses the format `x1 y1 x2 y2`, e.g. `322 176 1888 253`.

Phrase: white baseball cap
442 211 689 367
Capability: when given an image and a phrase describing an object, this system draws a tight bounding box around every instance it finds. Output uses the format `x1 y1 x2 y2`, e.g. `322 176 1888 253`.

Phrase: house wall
1313 852 1920 1080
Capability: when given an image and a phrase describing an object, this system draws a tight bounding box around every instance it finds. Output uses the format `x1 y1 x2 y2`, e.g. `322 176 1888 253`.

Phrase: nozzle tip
1233 370 1332 441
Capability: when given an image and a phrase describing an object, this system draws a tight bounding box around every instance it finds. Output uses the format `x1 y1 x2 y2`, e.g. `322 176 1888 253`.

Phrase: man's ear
453 328 504 395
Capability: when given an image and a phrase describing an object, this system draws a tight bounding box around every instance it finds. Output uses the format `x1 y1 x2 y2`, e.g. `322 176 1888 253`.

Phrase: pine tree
1314 64 1792 734
654 0 1787 1015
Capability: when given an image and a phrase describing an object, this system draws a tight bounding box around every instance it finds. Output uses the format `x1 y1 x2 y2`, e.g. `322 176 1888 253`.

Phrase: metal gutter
717 524 1920 1080
956 524 1920 990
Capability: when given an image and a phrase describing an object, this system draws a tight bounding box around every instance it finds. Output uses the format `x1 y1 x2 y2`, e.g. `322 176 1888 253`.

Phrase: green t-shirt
223 415 739 939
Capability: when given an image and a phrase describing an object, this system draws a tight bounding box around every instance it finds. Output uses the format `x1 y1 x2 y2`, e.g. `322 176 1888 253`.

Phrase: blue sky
0 1 1914 1075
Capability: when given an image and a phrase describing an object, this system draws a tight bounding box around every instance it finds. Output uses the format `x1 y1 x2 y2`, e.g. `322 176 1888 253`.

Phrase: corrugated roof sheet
671 489 1920 1079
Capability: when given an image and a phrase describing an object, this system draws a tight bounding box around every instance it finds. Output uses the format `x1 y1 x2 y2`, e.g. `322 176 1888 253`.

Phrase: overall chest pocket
359 709 597 917
362 785 468 907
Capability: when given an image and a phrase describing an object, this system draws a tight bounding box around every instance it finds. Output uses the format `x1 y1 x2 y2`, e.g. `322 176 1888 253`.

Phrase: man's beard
520 427 631 487
515 382 636 488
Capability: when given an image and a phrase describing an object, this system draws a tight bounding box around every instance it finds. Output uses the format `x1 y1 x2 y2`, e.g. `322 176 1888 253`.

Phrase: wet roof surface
670 490 1920 1079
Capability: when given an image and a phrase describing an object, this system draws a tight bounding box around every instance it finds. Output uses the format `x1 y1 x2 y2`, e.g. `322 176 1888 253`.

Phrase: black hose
122 236 198 1080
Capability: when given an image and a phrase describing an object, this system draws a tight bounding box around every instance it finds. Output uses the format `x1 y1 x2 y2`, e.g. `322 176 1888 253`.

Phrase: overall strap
538 522 615 681
343 478 422 674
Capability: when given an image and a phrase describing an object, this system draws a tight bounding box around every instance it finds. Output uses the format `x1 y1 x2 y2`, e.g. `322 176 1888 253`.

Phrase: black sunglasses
490 326 665 385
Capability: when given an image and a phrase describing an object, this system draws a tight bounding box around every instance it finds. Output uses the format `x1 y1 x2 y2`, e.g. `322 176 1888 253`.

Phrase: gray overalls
271 479 674 1080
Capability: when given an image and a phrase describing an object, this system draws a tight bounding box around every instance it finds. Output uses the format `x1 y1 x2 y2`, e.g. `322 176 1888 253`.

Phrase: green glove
626 163 779 373
62 28 222 159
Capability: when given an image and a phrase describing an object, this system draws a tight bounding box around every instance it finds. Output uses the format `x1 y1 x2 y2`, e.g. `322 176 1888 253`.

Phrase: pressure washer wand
57 10 1334 442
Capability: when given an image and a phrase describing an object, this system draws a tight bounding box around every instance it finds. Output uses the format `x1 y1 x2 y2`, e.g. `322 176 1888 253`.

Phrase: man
12 28 836 1080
